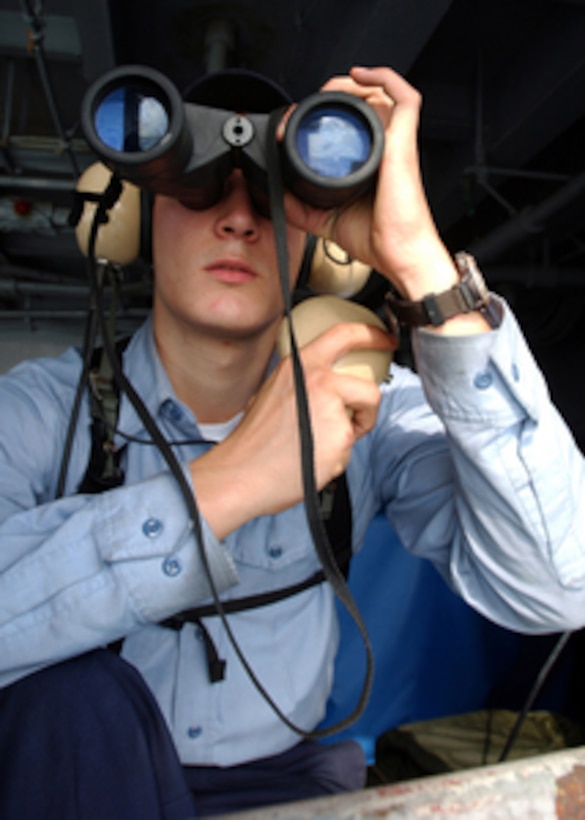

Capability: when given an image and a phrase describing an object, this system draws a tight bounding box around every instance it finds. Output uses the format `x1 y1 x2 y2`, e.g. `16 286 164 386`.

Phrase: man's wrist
385 253 495 328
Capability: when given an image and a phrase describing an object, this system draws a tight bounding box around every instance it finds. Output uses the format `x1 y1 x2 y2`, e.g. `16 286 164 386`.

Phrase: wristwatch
385 252 492 327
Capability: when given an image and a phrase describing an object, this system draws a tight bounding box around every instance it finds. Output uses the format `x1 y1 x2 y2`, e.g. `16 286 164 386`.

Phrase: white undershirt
198 412 244 443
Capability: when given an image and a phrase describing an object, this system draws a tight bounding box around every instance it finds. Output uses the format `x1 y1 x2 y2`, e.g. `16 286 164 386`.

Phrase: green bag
371 710 585 784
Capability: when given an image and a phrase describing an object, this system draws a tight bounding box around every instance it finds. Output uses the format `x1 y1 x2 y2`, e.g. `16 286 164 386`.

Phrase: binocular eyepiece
81 65 384 213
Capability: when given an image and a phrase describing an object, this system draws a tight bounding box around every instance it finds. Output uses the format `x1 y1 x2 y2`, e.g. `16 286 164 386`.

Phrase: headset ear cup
73 163 141 265
307 238 372 298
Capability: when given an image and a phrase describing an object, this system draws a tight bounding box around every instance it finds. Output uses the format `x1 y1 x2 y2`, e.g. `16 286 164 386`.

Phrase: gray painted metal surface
214 745 585 819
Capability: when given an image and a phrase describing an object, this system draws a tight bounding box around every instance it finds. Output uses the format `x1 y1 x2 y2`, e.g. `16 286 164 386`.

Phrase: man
0 65 584 818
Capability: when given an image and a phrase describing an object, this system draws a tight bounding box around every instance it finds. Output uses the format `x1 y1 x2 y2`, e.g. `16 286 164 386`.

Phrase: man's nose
215 172 261 240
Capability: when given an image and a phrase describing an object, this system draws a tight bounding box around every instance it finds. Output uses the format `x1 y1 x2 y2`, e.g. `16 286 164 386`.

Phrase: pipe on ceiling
470 172 585 265
204 19 235 73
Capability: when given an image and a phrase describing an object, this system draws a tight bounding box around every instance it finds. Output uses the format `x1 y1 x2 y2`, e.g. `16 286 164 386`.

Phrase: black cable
498 630 572 762
112 428 210 448
56 175 124 497
85 382 211 448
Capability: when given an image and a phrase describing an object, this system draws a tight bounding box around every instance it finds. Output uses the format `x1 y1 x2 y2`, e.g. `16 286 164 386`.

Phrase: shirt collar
116 316 190 440
116 316 280 441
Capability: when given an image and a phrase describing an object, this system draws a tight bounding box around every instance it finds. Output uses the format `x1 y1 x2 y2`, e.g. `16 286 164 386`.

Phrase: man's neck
154 322 278 425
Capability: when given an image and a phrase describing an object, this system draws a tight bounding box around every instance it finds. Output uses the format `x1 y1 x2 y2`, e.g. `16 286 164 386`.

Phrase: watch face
456 253 490 305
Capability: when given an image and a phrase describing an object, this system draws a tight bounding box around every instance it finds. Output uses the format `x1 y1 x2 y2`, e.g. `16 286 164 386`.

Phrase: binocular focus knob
223 115 254 148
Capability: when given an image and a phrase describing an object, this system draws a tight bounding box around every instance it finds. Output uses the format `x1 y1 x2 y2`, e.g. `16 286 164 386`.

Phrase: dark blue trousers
184 738 366 816
0 650 196 820
0 650 366 818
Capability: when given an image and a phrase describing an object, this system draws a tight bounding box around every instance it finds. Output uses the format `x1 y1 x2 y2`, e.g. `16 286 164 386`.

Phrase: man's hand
189 321 394 540
282 66 491 335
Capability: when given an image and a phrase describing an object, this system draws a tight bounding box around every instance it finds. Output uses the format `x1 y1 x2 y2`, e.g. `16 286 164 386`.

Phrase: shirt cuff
411 296 550 427
95 468 239 621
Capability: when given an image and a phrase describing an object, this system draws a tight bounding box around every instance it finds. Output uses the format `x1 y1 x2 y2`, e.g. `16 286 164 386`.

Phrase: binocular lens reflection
95 87 170 153
295 107 372 179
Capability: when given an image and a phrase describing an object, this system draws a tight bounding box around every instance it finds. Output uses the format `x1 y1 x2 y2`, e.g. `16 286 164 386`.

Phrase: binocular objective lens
95 87 170 153
295 107 372 179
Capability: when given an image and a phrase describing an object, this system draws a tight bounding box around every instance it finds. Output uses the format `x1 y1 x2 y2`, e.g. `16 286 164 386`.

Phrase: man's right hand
189 321 394 540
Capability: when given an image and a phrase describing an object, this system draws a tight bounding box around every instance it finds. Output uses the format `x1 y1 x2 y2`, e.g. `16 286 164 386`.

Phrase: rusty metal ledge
213 745 585 819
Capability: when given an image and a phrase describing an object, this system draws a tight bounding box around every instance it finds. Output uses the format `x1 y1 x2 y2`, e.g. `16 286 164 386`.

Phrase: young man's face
151 171 306 343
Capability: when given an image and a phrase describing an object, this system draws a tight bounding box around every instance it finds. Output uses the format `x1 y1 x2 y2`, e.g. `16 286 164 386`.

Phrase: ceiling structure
1 0 585 443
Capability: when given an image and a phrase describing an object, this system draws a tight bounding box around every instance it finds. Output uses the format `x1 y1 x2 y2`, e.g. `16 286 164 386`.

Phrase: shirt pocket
229 504 317 573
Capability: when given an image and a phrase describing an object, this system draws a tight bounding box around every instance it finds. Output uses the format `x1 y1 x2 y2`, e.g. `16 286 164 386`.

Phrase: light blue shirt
1 300 584 766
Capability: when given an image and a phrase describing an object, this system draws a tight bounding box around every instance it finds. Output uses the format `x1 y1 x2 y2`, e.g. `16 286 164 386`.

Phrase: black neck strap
265 110 374 737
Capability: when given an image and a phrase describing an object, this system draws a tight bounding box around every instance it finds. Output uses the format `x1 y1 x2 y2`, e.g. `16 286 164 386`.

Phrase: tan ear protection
73 162 142 266
306 238 372 298
284 239 391 384
277 294 393 384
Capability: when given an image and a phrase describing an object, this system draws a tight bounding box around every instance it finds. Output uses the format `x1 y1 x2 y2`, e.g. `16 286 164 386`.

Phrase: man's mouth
206 259 258 284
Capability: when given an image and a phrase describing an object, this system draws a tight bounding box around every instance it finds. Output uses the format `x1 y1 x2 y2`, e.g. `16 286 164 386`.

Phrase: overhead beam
469 172 585 264
425 8 585 231
0 11 81 59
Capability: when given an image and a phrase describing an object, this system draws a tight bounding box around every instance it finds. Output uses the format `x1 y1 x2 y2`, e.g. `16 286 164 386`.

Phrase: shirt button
162 399 183 423
162 557 182 577
143 517 163 538
268 546 283 559
511 363 520 382
187 726 202 739
473 370 493 390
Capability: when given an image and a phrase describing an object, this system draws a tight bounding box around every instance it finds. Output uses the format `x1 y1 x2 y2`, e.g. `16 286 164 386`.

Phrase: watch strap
385 253 491 327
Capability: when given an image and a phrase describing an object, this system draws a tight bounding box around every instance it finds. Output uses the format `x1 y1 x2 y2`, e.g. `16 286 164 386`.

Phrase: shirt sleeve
365 297 585 634
0 358 238 688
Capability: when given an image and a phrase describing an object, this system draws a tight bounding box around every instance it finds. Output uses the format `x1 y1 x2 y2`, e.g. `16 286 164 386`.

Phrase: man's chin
197 313 282 344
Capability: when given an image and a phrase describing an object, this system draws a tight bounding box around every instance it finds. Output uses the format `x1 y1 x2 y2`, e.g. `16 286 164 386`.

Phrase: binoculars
81 65 384 213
